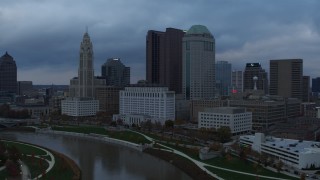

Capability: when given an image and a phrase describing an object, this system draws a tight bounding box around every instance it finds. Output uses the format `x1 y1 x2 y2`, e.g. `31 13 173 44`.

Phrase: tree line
0 104 30 119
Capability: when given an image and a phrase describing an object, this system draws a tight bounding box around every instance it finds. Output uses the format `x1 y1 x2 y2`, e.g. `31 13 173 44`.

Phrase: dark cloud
0 0 320 84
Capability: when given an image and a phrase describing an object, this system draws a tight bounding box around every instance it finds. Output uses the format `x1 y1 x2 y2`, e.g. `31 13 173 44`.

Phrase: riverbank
144 148 215 180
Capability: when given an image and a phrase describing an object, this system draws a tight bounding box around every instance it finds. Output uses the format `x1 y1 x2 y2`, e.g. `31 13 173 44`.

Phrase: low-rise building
115 86 175 125
61 97 99 117
198 107 252 135
240 133 320 169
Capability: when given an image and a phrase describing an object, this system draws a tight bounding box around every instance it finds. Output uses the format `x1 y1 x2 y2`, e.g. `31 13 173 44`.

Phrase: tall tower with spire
69 31 105 98
78 32 94 97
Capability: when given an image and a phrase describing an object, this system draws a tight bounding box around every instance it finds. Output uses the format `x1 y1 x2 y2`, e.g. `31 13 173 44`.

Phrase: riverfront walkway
133 130 297 180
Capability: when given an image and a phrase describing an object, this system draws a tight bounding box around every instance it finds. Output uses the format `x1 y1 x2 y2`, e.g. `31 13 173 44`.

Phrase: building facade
269 59 303 99
0 52 17 93
243 63 268 94
101 58 130 87
240 133 320 169
95 86 121 116
182 25 215 100
146 28 185 94
198 107 252 135
312 77 320 94
215 61 231 96
231 70 243 94
69 32 105 98
116 86 175 125
302 76 310 102
17 81 33 96
61 97 99 117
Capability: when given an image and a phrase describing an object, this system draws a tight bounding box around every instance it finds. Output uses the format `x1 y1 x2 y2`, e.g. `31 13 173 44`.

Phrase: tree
5 159 20 177
276 160 283 172
217 126 231 143
300 173 306 180
165 120 174 129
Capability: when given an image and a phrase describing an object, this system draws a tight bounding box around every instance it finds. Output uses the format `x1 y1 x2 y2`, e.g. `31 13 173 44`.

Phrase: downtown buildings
0 52 17 94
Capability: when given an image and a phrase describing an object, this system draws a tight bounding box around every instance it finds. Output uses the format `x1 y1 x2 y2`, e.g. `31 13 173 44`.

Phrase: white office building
115 86 175 125
61 97 99 117
198 107 252 135
240 133 320 169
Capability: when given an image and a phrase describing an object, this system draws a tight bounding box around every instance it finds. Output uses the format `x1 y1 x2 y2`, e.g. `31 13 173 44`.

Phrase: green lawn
45 155 74 180
155 142 297 180
3 141 47 155
108 131 151 144
52 126 108 135
23 156 49 178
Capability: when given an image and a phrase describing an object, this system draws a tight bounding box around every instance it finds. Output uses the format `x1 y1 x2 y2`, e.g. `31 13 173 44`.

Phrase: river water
0 132 192 180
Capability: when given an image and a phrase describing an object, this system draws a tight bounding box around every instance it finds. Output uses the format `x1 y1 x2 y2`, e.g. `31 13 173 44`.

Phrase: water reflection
0 132 192 180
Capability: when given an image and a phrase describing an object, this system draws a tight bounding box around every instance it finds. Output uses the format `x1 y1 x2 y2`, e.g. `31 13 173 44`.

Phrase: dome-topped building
185 25 213 37
0 52 17 93
182 25 215 100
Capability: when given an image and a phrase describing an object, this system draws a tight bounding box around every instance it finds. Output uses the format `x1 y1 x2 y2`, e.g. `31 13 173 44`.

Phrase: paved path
2 140 55 180
133 131 294 180
19 160 31 180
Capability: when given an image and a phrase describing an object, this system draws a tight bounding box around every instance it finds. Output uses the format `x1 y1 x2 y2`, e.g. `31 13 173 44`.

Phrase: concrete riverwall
36 129 147 152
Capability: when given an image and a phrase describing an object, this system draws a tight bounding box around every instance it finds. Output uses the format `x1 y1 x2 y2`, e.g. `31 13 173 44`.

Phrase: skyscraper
312 77 320 94
182 25 215 100
69 32 105 98
302 76 310 102
243 63 268 94
146 28 185 93
231 70 243 93
215 61 231 96
101 58 130 87
0 52 17 93
269 59 303 99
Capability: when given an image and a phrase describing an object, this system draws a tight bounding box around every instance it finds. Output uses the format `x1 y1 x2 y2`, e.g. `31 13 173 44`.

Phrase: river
0 132 192 180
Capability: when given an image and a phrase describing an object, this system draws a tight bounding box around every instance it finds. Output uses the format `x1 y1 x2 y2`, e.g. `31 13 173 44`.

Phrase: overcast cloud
1 0 320 84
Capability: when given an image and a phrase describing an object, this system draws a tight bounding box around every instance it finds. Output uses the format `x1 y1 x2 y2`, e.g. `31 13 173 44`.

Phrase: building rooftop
241 134 320 154
186 25 212 36
203 107 247 114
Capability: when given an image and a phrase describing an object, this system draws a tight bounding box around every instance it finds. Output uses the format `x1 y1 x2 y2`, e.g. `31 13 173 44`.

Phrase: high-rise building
101 58 130 87
312 77 320 94
17 81 33 96
243 63 268 94
302 76 310 102
215 61 231 96
182 25 215 100
269 59 303 99
231 70 243 93
0 52 17 93
146 28 185 93
95 86 121 117
69 32 105 98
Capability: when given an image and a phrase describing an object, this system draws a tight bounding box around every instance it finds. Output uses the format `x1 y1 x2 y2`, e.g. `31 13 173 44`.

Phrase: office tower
215 61 231 96
101 58 130 87
269 59 303 99
243 63 268 94
312 77 320 94
182 25 215 100
0 52 17 93
17 81 33 96
69 32 105 98
146 28 185 93
95 86 121 116
302 76 310 102
231 70 243 93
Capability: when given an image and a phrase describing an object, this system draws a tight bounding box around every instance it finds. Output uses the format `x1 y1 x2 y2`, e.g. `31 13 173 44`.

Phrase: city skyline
1 0 320 84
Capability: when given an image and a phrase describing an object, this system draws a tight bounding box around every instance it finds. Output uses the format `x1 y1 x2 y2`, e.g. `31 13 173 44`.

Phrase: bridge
0 118 38 128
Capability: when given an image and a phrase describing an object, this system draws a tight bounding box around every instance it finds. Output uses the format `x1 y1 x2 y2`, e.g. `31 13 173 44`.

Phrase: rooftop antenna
86 26 88 33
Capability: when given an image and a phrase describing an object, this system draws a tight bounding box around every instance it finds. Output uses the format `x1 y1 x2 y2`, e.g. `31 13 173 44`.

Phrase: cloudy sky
1 0 320 85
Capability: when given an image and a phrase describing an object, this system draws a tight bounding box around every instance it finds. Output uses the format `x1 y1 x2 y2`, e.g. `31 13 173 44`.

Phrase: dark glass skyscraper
215 61 231 96
0 52 17 93
269 59 303 99
146 28 185 94
243 63 268 94
101 58 130 87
